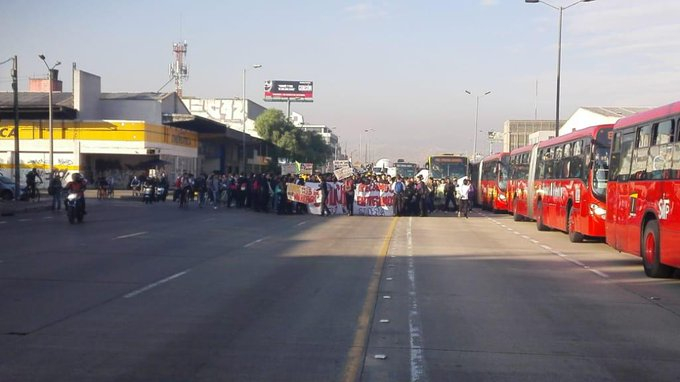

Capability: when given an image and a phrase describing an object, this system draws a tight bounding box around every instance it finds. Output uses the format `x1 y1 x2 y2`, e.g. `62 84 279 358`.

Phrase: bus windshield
395 163 417 178
592 143 609 202
430 156 468 179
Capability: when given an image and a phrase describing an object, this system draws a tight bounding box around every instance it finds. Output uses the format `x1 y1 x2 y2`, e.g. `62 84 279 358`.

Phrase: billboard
264 80 313 102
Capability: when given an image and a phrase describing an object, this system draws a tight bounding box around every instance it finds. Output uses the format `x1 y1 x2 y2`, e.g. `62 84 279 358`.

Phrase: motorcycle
66 192 84 224
155 185 167 202
142 184 155 204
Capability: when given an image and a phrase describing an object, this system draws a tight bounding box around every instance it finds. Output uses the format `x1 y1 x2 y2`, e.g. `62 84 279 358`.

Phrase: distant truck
372 158 393 175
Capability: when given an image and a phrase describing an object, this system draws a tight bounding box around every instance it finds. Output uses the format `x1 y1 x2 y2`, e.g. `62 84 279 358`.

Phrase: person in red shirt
344 175 356 216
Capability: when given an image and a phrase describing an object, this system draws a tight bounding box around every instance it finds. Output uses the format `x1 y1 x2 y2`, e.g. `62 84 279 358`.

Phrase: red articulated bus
474 152 510 212
508 124 613 242
606 101 680 277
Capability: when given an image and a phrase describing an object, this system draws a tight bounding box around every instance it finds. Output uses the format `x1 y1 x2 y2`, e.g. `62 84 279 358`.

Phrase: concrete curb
0 190 142 216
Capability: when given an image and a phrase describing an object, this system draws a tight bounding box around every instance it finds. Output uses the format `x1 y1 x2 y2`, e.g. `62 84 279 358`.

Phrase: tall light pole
363 128 375 164
525 0 595 137
242 64 262 174
465 90 491 161
39 55 60 177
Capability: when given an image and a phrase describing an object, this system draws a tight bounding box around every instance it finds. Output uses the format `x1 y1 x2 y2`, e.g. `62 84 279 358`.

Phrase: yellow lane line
341 216 399 382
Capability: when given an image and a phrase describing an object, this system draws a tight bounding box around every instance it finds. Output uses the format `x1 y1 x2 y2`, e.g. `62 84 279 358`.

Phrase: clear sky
1 0 679 165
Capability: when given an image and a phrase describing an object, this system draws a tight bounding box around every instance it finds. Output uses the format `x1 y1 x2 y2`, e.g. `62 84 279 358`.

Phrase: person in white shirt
457 177 472 218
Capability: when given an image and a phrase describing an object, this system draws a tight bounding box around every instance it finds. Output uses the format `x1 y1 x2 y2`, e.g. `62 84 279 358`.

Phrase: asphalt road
1 199 680 381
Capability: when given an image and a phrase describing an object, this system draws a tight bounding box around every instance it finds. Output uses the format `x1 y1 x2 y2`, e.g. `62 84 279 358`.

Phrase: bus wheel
642 220 673 278
513 200 522 221
536 201 548 231
568 207 584 243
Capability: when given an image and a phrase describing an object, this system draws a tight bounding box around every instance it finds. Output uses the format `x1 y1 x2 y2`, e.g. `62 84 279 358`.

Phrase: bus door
611 130 636 252
651 120 678 264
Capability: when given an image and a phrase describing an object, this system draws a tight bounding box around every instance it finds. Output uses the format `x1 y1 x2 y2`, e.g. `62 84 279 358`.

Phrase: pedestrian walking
318 174 332 216
457 177 472 218
344 175 355 216
48 174 63 210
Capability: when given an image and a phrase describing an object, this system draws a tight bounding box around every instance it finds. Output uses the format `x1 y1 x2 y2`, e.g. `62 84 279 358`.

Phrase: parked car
0 176 17 200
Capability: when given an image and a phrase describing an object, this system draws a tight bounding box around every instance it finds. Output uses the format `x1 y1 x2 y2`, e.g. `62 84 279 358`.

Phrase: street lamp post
525 0 595 137
39 54 60 177
242 64 262 174
363 128 375 165
465 90 491 161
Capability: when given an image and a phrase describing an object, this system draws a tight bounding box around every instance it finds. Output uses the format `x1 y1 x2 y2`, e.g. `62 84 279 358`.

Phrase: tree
254 109 333 168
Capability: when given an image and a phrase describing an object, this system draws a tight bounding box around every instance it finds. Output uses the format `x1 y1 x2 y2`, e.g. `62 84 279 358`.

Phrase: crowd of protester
135 170 474 218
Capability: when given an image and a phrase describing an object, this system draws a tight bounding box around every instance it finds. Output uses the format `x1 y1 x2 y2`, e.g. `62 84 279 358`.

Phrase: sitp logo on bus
658 198 670 220
0 127 16 138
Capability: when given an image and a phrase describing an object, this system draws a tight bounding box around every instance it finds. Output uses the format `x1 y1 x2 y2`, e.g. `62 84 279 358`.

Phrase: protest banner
354 183 394 216
286 183 317 204
304 182 345 215
299 182 394 216
333 166 354 181
281 163 298 175
333 160 351 169
300 163 314 175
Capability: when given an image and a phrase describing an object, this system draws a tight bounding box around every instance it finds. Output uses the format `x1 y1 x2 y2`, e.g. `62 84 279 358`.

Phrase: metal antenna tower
169 41 188 97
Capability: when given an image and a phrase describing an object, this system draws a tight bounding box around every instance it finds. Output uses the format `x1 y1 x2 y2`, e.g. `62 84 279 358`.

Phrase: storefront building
0 68 260 188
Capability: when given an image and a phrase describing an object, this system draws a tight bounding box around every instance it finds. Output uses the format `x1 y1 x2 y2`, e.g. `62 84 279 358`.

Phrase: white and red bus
508 124 613 241
474 152 510 212
606 101 680 277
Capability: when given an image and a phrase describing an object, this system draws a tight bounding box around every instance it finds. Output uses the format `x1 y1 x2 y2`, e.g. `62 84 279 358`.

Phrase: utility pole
12 56 20 201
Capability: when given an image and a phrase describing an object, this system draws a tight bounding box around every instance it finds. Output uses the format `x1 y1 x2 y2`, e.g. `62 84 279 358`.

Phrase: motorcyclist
65 173 87 214
142 176 156 202
157 173 169 201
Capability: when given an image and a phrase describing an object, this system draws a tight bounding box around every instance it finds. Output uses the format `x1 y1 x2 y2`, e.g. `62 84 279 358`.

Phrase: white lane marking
587 266 608 278
564 257 586 267
521 235 530 240
296 220 308 226
244 237 266 248
114 231 148 240
519 228 610 280
407 217 427 381
513 231 521 235
43 216 53 220
124 270 190 298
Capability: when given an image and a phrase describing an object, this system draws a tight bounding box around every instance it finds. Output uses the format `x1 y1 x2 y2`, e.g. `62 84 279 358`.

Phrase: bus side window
570 154 583 180
648 119 674 180
546 148 555 179
631 125 651 180
617 131 636 182
536 150 545 179
573 141 582 156
554 146 564 178
670 118 680 179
